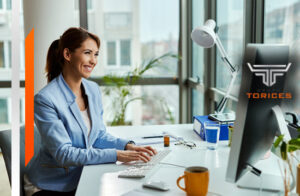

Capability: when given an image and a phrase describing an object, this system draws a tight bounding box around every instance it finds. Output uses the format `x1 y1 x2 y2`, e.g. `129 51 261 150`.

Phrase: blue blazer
26 74 129 192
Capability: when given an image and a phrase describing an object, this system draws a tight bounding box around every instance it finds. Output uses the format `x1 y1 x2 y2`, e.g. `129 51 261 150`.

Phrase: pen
142 136 163 139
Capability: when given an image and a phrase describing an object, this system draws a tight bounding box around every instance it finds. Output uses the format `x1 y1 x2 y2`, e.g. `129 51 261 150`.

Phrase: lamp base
208 113 235 122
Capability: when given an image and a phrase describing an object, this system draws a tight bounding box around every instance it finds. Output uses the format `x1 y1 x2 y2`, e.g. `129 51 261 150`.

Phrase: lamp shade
191 19 216 48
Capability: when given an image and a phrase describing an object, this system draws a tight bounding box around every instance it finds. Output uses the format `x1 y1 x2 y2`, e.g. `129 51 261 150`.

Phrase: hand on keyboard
118 150 171 178
125 144 157 156
116 150 152 163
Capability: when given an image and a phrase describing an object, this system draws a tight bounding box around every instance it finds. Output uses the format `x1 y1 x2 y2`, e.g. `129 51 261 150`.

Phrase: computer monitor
226 44 290 190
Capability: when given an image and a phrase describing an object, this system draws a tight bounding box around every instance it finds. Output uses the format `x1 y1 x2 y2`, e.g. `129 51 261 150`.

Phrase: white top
80 107 91 137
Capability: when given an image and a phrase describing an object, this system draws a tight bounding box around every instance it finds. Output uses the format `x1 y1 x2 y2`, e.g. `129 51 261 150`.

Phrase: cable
159 162 186 168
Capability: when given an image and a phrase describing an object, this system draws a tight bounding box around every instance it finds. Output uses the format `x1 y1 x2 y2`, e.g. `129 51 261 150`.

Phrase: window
0 0 12 10
0 42 4 68
264 0 300 114
87 0 92 10
100 85 179 125
106 40 131 67
105 13 132 29
120 40 130 66
88 0 179 125
0 98 8 124
265 0 300 44
6 0 11 10
7 41 11 68
215 0 244 112
192 0 205 116
107 41 116 65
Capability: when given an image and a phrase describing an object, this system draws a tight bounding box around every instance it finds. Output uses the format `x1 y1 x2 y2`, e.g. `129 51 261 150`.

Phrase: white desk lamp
191 19 238 121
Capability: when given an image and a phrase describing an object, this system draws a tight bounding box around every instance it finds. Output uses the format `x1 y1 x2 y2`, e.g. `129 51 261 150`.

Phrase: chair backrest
0 129 11 185
0 126 41 196
20 125 41 196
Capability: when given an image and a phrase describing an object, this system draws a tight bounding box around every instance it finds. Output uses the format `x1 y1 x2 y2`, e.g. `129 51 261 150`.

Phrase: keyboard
118 149 171 178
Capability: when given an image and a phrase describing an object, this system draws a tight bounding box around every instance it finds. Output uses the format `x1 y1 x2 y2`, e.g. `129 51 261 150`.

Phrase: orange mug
177 166 209 196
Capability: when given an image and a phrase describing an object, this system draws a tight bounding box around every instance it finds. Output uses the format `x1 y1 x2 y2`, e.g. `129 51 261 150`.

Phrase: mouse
142 180 170 191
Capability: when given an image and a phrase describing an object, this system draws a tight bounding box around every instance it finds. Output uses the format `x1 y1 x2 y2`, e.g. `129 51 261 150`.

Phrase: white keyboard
118 150 171 178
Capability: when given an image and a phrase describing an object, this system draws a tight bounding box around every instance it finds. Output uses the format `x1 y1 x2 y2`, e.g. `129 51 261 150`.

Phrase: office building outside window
87 0 179 125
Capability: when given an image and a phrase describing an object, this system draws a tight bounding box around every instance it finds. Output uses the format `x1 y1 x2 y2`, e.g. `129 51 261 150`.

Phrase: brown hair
45 27 100 83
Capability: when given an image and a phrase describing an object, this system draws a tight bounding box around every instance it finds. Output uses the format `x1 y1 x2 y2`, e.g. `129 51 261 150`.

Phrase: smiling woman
45 27 100 83
24 27 157 196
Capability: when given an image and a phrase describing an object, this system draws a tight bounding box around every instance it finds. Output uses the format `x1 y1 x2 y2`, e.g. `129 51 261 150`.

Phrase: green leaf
280 142 287 160
101 52 179 126
274 135 284 148
288 138 300 146
288 144 300 152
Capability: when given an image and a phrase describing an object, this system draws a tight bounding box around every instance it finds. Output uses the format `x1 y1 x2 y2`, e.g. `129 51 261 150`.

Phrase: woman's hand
116 150 151 163
125 144 157 156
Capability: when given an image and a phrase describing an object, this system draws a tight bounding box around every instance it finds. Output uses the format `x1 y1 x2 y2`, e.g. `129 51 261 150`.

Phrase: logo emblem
247 63 291 87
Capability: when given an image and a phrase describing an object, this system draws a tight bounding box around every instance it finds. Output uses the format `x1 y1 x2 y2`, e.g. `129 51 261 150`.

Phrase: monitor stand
237 171 283 191
236 152 291 192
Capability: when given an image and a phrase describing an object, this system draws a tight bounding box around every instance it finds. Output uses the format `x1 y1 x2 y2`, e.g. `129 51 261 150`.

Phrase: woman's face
67 38 99 79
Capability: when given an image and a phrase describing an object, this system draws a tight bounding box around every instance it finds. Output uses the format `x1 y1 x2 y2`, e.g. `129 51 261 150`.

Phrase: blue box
193 115 231 141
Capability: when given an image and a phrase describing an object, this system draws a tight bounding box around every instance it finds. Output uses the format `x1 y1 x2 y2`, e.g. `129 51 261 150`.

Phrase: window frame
83 0 185 123
188 0 265 116
1 0 271 124
105 39 132 68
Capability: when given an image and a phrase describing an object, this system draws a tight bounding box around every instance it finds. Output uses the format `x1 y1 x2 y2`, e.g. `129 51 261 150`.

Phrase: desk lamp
191 19 238 122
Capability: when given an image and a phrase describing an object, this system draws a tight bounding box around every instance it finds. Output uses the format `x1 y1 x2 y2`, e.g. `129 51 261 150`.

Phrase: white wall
23 0 78 94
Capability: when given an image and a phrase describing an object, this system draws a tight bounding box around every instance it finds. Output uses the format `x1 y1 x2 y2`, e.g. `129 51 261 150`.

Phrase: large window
87 0 179 125
264 0 300 114
192 0 205 116
215 0 244 112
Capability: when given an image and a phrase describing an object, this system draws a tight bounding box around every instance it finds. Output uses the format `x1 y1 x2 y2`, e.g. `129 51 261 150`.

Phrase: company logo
247 63 291 87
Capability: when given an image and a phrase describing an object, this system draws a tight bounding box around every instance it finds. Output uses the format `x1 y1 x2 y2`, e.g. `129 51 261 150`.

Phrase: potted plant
102 53 179 126
273 128 300 196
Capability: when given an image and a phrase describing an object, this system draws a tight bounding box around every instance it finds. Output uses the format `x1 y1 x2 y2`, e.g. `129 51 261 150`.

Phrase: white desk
75 124 282 196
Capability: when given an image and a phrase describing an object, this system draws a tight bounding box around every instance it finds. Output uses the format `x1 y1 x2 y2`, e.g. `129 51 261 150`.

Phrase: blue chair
0 126 41 196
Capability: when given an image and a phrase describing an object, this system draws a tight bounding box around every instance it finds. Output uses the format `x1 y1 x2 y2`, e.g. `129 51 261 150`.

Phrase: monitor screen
226 44 290 183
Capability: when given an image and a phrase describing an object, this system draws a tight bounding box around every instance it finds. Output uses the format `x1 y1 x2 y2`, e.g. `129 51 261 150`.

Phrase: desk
76 124 281 196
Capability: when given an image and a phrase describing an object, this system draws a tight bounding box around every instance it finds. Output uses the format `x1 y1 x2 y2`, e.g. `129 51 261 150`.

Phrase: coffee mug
176 166 209 196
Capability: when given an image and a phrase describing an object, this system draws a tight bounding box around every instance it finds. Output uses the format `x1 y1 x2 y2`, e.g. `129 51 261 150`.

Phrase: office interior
0 0 300 195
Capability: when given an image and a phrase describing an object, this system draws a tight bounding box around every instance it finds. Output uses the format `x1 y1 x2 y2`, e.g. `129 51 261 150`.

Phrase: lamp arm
215 71 238 114
215 35 237 73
